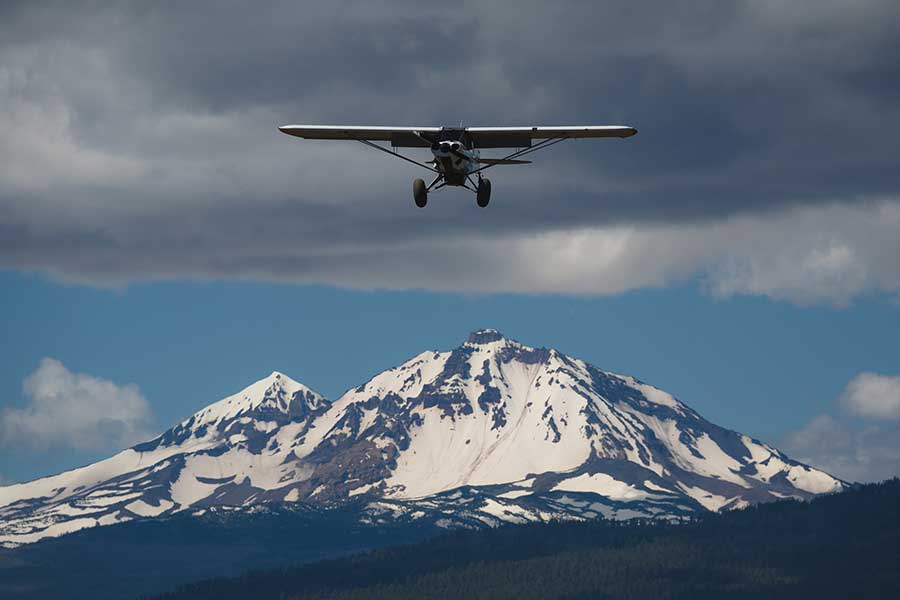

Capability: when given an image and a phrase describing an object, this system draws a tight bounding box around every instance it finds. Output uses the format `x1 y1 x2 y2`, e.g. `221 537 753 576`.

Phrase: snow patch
349 483 376 497
552 473 651 502
498 489 532 500
125 499 174 517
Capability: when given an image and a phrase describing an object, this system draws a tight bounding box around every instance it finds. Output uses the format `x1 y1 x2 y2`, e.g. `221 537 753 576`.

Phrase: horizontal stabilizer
476 158 532 165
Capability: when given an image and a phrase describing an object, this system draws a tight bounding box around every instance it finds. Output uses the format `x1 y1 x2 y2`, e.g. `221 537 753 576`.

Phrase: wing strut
355 139 438 174
470 135 569 175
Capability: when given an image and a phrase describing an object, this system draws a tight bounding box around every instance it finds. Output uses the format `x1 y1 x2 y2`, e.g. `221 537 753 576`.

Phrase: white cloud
0 359 154 451
783 371 900 483
838 372 900 420
699 201 900 306
783 414 900 484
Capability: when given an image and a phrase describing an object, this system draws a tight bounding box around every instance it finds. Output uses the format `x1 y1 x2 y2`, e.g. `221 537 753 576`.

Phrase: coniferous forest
149 479 900 600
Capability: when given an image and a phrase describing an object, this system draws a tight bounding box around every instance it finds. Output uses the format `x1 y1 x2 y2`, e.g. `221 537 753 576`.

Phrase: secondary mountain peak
127 371 328 456
194 370 326 423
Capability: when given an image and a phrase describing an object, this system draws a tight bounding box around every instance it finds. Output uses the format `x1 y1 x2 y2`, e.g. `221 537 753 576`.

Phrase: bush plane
278 124 637 208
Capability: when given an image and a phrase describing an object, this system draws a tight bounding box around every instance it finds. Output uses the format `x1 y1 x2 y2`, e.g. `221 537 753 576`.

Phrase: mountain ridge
0 329 844 547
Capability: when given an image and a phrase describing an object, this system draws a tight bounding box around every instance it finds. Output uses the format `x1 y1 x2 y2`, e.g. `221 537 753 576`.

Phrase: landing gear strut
476 177 491 208
414 174 445 207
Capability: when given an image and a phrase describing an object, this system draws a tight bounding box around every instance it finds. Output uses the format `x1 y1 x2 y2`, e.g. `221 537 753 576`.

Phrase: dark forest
150 479 900 600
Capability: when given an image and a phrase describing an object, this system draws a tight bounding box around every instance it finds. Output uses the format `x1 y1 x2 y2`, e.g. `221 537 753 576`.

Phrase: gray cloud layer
2 1 899 302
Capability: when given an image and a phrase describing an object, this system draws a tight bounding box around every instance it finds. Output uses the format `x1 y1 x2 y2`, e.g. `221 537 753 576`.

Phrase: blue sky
2 270 898 484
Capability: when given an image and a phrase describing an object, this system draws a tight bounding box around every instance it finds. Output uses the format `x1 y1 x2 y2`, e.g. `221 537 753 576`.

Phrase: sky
1 1 899 485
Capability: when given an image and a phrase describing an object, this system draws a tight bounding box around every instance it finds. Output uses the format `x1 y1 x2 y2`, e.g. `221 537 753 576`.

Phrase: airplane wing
464 126 637 148
278 125 637 148
278 125 441 147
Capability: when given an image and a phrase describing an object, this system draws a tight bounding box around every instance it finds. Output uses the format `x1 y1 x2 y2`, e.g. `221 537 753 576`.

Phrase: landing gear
413 174 491 208
413 178 427 207
476 177 491 208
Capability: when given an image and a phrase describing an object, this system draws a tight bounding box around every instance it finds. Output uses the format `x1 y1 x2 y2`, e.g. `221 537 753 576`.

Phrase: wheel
476 178 491 208
413 178 427 207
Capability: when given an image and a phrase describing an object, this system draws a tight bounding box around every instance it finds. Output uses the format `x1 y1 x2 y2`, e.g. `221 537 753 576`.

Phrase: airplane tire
476 178 491 208
413 178 427 208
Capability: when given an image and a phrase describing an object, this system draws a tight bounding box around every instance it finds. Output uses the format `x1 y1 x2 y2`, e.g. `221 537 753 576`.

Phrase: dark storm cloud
1 1 899 299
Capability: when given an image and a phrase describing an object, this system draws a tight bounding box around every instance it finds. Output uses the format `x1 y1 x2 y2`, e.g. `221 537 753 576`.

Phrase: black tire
476 178 491 208
413 178 427 208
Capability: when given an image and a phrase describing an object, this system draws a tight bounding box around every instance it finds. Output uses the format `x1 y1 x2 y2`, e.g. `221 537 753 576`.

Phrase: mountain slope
0 330 844 547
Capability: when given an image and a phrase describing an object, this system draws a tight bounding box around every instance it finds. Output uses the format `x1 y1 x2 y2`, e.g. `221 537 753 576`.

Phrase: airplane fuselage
430 140 479 186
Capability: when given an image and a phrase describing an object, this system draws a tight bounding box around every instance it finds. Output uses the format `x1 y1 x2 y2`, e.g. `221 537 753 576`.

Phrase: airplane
278 124 637 208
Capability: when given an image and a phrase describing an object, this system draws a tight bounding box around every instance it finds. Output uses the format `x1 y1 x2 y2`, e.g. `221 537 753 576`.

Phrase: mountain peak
127 370 329 457
264 370 293 386
246 370 306 398
466 328 507 345
183 371 327 428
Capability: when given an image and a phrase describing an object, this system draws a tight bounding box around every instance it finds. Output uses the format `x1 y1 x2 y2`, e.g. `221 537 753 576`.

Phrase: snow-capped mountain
0 330 844 547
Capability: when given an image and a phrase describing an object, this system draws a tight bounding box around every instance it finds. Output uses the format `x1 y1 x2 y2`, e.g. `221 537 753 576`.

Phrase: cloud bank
0 358 154 452
1 1 899 303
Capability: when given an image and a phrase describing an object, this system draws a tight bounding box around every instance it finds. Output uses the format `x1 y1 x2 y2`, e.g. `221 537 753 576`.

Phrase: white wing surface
278 125 440 147
465 125 636 148
279 124 637 148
